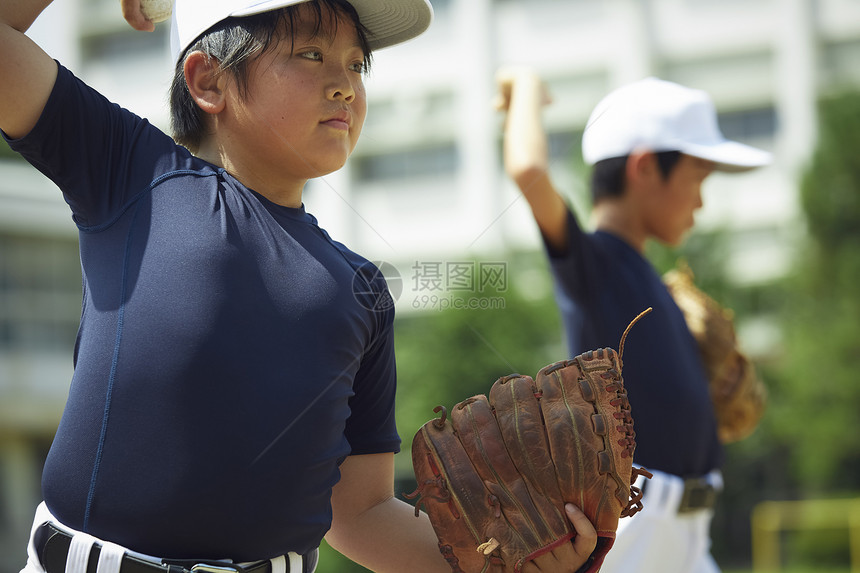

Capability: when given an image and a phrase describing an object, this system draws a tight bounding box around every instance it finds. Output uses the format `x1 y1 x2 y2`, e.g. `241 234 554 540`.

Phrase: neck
590 201 647 253
195 143 306 208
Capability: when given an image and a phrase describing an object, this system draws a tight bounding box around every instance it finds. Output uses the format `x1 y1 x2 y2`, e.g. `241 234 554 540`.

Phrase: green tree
769 90 860 492
706 90 860 570
394 266 564 443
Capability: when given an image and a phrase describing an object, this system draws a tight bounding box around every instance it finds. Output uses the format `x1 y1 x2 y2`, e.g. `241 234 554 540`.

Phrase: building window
81 27 168 66
718 107 778 143
0 235 81 351
352 144 459 183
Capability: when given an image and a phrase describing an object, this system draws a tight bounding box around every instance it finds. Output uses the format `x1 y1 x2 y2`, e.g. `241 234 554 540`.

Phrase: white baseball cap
582 77 771 172
170 0 434 64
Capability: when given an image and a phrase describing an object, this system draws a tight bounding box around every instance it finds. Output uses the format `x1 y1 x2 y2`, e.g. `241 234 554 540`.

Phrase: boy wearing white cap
0 2 602 572
496 69 771 573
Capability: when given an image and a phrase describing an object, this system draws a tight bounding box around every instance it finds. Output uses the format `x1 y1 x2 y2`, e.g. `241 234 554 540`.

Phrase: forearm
503 72 550 188
499 69 569 252
325 495 450 573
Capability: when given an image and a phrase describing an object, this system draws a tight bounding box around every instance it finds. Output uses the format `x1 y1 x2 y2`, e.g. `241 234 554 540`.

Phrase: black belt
678 477 718 513
641 475 719 513
34 523 318 573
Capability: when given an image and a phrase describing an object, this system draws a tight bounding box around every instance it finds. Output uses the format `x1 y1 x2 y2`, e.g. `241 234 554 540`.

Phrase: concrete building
1 0 858 569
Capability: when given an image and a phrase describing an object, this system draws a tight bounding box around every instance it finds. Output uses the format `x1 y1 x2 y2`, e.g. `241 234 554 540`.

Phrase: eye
349 61 367 74
299 50 323 62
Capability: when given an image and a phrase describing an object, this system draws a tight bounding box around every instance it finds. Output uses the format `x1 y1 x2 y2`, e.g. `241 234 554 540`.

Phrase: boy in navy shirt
496 68 770 573
1 1 597 571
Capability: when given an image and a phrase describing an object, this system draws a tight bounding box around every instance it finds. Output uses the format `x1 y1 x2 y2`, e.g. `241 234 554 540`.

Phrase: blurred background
1 0 859 571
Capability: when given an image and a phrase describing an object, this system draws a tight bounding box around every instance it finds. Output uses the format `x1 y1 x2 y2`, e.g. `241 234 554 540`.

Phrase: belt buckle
678 478 717 513
190 565 245 573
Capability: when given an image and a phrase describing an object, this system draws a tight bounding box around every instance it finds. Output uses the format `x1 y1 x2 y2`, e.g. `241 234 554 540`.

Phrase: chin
671 232 691 247
309 157 350 177
657 231 686 247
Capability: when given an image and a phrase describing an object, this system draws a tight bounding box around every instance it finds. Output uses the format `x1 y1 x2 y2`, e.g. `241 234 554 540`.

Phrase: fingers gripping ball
140 0 172 23
406 310 653 573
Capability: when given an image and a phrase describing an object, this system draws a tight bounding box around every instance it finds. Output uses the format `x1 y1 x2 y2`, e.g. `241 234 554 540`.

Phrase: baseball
140 0 172 23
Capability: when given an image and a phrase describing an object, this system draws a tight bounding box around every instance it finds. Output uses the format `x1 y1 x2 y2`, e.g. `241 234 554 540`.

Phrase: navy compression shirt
547 210 723 478
5 64 399 560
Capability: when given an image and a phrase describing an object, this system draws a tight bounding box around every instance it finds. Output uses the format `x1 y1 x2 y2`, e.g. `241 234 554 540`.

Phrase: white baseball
139 0 172 23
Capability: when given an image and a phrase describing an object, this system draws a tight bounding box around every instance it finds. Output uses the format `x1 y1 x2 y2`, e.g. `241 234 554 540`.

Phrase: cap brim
173 0 432 63
678 139 772 173
231 0 433 51
346 0 434 50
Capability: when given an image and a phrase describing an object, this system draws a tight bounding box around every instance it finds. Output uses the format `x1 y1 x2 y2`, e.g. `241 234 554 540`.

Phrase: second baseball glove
405 312 652 573
663 262 767 443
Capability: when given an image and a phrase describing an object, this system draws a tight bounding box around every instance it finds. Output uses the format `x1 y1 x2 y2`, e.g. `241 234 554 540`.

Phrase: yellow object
751 498 860 572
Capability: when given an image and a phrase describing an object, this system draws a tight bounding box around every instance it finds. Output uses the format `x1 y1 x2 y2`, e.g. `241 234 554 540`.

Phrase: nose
327 68 356 103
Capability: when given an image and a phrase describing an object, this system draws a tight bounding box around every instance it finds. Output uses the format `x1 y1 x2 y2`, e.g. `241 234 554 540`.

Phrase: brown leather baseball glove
663 262 767 443
405 312 652 573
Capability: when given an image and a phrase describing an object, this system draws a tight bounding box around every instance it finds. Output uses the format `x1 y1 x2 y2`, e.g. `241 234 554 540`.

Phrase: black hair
590 150 683 203
169 0 372 151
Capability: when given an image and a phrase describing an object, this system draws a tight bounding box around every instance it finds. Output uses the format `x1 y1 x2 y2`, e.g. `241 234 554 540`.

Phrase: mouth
321 112 351 131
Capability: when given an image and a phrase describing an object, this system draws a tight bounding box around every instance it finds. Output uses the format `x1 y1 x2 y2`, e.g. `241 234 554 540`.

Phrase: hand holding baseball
493 66 553 113
121 0 172 32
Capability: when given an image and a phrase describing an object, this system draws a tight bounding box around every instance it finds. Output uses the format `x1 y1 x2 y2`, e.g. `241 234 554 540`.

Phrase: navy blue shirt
6 64 399 560
548 210 722 478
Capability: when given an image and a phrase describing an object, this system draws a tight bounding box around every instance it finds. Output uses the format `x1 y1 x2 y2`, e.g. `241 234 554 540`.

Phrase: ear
183 51 227 115
625 150 660 189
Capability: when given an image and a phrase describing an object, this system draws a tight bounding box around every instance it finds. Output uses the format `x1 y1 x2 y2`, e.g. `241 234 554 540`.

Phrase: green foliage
709 92 860 567
393 254 565 461
799 92 860 250
769 294 860 489
317 540 371 573
769 90 860 490
783 528 852 569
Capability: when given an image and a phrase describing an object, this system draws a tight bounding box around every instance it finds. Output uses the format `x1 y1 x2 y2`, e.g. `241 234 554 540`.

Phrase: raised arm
0 0 159 140
0 1 59 139
496 67 570 254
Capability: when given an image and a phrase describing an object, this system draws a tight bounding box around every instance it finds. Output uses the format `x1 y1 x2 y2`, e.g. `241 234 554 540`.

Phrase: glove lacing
621 466 653 517
601 369 636 459
403 406 459 518
615 308 655 518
